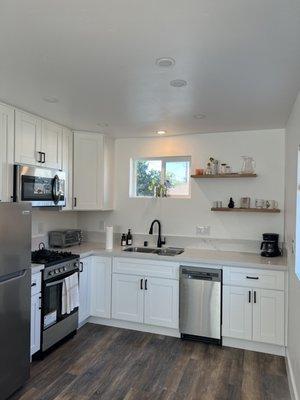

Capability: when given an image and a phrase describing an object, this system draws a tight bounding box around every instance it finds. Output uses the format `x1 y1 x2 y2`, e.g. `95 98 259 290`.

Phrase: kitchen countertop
63 242 288 271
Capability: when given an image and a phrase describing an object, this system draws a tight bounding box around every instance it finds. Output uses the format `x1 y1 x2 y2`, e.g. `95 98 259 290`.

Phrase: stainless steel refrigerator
0 203 31 400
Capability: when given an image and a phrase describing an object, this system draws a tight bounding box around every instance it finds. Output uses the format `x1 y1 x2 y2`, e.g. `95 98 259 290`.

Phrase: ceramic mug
266 200 278 209
255 199 265 209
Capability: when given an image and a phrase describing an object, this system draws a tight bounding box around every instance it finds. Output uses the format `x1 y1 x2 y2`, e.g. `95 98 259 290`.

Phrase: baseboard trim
88 316 180 338
286 349 299 400
223 337 286 356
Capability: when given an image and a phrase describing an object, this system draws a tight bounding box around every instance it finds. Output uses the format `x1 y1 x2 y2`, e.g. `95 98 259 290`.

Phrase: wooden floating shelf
191 173 257 179
211 207 280 213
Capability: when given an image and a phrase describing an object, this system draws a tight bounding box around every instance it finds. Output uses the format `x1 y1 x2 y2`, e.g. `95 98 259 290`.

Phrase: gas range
31 249 80 280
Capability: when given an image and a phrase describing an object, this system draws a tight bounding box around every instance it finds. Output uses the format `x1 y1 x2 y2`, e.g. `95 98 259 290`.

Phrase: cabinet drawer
113 257 179 280
31 272 42 295
223 267 284 291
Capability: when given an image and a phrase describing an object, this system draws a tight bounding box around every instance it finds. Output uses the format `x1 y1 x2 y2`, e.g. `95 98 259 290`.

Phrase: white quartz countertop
31 263 44 274
62 242 288 271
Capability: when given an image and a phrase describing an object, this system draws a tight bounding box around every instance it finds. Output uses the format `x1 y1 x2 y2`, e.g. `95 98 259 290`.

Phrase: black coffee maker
260 233 281 257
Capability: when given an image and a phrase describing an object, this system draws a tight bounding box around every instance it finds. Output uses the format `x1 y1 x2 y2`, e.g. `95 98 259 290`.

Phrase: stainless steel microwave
13 164 66 207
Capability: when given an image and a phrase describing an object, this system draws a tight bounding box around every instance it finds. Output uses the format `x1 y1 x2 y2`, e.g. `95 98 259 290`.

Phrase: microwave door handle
52 175 61 205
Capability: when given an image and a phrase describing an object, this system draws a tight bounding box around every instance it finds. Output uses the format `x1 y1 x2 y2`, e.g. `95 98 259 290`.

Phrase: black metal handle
39 296 42 310
31 282 37 287
37 151 43 163
145 279 148 290
79 262 83 273
74 197 77 207
248 290 251 303
52 175 61 205
254 291 257 304
246 276 259 280
42 152 46 163
140 278 143 290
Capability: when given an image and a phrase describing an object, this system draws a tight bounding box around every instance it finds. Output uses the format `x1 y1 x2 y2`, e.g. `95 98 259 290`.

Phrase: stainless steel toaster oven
49 229 82 248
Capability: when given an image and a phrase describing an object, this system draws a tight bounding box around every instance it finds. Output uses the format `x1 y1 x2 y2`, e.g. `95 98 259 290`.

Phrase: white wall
79 129 285 242
32 209 78 238
285 91 300 399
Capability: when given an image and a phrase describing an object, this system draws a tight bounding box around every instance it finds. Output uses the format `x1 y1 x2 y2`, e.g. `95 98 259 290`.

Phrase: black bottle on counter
228 197 235 208
126 229 133 245
121 233 127 246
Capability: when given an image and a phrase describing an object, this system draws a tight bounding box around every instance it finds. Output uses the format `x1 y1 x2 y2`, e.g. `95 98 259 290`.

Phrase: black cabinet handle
254 291 257 304
246 276 259 280
42 152 46 163
140 279 143 290
31 282 37 287
145 279 148 290
248 290 251 303
79 262 83 273
37 151 43 163
73 197 77 207
39 296 42 310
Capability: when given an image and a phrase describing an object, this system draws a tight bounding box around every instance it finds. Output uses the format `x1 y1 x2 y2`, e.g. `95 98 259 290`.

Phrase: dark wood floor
10 323 290 400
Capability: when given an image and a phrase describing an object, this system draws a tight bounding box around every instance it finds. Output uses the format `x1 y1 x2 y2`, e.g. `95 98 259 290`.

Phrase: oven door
14 164 66 207
43 271 78 330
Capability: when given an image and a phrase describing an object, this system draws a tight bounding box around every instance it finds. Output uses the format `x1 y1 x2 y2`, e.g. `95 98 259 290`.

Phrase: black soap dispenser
228 197 235 208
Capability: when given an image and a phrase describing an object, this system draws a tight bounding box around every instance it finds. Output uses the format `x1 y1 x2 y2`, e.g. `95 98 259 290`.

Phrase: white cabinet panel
144 277 179 329
0 104 14 201
222 285 252 340
79 257 91 324
73 131 114 210
90 256 112 318
41 120 62 169
112 273 143 323
61 128 73 210
15 110 42 165
30 293 41 356
252 289 285 345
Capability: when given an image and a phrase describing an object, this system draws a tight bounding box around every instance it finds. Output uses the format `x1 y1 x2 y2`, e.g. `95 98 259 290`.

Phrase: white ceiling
0 0 300 138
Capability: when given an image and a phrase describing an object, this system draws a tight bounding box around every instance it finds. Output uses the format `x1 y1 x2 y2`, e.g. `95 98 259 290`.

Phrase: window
130 156 191 198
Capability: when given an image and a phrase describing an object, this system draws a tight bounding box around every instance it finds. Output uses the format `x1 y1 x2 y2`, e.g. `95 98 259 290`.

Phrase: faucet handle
161 237 166 246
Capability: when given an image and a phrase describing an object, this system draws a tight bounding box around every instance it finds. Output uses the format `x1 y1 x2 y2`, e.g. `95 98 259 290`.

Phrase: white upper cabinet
0 104 14 202
15 110 42 165
41 120 62 169
73 131 114 210
61 127 73 210
15 110 63 169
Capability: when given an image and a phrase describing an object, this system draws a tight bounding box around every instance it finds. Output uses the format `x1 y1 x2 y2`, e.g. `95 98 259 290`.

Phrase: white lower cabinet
222 284 285 345
30 293 41 356
144 277 179 329
90 256 112 319
112 274 144 323
79 257 92 324
112 272 179 329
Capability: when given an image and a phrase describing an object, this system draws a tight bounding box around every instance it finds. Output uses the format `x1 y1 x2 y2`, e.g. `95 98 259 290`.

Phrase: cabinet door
112 273 143 323
41 120 63 169
0 104 14 202
222 285 252 340
73 132 103 210
79 257 91 324
61 128 73 210
252 289 284 345
144 278 179 329
15 110 42 165
30 293 41 356
90 257 112 318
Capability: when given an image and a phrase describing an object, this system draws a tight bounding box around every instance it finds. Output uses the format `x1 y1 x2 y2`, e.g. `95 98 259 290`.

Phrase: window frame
130 156 191 199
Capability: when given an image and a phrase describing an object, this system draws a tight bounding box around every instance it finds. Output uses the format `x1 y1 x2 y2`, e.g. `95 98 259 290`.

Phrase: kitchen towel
62 273 79 315
106 225 114 250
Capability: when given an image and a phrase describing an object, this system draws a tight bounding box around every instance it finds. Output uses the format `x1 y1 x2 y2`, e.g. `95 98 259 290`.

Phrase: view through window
131 157 191 198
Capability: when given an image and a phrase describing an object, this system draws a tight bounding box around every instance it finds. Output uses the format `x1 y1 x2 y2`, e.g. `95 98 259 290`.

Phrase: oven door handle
45 279 65 287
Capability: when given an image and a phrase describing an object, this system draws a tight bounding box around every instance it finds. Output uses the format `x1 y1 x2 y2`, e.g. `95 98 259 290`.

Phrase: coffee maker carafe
260 233 281 257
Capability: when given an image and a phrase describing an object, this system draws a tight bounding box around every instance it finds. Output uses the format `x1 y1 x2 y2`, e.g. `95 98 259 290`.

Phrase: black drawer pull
246 276 259 280
140 279 143 290
254 291 257 304
31 282 37 287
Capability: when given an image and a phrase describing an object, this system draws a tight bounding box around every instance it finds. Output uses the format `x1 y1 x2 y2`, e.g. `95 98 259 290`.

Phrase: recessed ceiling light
43 96 59 103
170 79 187 87
96 122 109 128
157 130 166 135
156 57 175 68
193 113 206 119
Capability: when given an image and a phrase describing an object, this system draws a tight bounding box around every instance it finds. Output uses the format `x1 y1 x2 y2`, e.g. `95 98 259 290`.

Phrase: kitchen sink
123 247 184 256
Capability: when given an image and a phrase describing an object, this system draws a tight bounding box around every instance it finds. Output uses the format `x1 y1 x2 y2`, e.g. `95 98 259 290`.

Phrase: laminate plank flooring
10 323 290 400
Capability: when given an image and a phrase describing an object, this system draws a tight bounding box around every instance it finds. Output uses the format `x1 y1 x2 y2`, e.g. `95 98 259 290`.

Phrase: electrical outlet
196 225 210 235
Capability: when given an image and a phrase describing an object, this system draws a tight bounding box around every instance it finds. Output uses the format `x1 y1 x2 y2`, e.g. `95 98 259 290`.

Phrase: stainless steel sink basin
123 247 184 256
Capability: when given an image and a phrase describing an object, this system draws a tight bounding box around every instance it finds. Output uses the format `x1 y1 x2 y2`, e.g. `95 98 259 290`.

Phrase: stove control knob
49 271 54 276
55 269 59 274
63 267 67 271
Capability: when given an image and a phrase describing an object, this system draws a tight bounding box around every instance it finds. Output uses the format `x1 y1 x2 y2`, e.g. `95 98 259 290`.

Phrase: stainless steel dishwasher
179 266 222 345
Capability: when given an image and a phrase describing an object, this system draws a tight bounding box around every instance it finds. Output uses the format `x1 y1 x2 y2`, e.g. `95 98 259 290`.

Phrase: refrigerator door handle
0 269 27 284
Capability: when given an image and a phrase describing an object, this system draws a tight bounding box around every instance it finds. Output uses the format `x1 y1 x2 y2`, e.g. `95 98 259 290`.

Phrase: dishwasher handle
180 266 222 282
